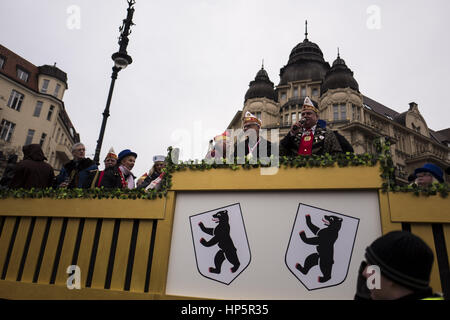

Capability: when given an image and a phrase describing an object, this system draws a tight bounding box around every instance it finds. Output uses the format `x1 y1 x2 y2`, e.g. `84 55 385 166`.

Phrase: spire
304 20 308 40
262 58 264 70
337 47 340 58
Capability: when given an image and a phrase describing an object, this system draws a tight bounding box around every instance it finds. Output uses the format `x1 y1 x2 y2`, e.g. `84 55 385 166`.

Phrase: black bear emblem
199 210 241 274
295 214 342 283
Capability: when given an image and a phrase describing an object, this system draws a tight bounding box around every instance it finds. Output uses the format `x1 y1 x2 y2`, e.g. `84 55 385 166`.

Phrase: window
292 112 297 123
312 88 319 96
47 105 55 121
255 112 261 120
25 129 35 145
39 133 47 147
41 79 50 93
0 119 16 142
16 68 29 82
55 127 61 141
333 104 339 120
341 104 347 120
333 103 347 120
281 92 287 101
7 90 24 111
352 105 361 121
0 56 5 69
53 84 61 97
33 101 43 117
293 87 298 97
300 86 306 97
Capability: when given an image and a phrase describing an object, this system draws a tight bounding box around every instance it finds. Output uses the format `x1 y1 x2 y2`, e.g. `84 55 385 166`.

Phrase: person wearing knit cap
356 231 442 300
233 111 273 161
280 97 344 157
137 155 166 190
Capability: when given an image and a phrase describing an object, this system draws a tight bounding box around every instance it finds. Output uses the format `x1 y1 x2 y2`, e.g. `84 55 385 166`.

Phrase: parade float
0 144 448 300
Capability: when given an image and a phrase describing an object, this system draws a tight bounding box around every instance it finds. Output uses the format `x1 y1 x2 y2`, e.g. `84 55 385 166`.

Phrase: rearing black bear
296 214 342 283
199 210 241 274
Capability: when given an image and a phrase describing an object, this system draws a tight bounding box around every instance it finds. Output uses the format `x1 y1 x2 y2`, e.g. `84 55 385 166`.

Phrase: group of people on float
0 142 167 191
0 96 446 190
205 96 446 187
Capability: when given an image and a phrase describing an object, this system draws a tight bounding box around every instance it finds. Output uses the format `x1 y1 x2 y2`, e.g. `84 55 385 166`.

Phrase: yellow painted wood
444 225 450 267
75 219 98 287
21 218 48 283
110 219 133 291
378 191 402 235
130 220 154 293
410 224 442 294
90 219 115 289
5 217 32 281
0 217 19 277
149 191 176 294
388 193 450 223
0 198 166 220
170 165 382 191
55 218 80 285
0 280 155 300
37 218 63 284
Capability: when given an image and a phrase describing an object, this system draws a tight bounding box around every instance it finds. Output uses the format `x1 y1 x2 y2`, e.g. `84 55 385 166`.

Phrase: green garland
0 138 447 199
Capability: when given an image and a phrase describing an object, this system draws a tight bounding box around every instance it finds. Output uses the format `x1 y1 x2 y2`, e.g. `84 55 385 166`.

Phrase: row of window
280 86 319 101
282 104 362 124
0 118 48 147
7 89 56 121
0 55 61 97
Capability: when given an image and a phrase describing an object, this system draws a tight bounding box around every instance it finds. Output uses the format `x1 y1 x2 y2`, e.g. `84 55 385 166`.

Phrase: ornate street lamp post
93 0 135 164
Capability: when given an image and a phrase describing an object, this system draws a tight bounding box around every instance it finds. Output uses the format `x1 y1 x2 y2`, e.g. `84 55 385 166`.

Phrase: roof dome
321 53 359 94
244 66 277 102
279 37 330 85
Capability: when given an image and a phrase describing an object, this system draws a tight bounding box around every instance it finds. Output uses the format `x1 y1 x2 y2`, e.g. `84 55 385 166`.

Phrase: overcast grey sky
1 0 449 176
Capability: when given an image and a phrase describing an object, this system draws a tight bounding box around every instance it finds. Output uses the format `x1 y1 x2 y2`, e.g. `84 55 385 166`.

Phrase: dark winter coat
56 157 97 188
9 144 54 189
280 122 343 156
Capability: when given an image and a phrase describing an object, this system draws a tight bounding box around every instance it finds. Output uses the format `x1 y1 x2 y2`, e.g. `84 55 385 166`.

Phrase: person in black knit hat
355 231 443 300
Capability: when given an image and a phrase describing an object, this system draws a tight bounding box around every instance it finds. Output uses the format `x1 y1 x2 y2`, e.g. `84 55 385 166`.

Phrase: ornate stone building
228 33 449 183
0 44 80 175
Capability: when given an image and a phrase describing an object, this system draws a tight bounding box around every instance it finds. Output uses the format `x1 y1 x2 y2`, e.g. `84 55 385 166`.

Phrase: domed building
227 23 449 183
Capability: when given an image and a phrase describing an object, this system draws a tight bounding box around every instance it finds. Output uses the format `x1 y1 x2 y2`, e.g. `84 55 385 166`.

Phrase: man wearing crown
233 111 273 163
280 97 343 156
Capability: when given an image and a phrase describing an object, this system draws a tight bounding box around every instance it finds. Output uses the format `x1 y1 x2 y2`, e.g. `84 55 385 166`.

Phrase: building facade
0 44 80 175
228 34 450 183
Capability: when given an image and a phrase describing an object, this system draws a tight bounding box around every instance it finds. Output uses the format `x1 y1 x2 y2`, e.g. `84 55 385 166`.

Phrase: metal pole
92 0 135 165
93 67 120 164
